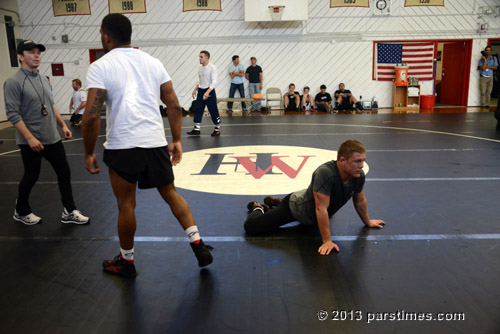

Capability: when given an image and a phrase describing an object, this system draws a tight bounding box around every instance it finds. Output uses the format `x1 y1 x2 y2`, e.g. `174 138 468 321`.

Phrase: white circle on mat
173 145 369 195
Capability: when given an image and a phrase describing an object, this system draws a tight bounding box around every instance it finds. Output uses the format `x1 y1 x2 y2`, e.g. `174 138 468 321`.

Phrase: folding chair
266 87 283 111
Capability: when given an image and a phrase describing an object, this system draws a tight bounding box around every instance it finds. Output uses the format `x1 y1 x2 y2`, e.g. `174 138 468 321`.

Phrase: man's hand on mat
318 240 340 255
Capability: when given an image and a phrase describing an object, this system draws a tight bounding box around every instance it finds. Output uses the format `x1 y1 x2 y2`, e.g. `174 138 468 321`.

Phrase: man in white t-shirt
81 13 213 278
69 78 87 126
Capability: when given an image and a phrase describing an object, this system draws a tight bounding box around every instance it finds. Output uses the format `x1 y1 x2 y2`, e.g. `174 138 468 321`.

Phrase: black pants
244 195 295 235
17 141 76 215
194 88 221 125
70 113 82 124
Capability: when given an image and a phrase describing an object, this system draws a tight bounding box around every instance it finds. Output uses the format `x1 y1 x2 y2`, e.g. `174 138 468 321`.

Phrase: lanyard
26 73 48 116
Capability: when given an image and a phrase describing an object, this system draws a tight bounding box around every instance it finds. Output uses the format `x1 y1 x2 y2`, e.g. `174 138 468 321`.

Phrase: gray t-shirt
4 68 60 145
289 160 365 225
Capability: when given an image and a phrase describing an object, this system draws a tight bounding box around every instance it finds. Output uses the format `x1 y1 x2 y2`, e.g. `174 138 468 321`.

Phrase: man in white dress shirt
187 51 221 136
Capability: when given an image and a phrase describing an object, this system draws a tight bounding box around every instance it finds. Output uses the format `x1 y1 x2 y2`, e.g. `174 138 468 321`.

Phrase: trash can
420 95 436 109
394 65 409 86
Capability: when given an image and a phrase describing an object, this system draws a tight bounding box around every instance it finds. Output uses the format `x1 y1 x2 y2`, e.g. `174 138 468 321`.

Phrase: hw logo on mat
173 146 369 195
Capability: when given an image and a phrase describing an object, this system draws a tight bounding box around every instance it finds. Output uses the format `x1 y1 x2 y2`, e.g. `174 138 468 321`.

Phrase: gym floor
0 108 499 334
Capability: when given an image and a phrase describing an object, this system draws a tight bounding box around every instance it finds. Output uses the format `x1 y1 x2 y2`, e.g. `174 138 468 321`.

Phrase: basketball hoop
268 5 285 21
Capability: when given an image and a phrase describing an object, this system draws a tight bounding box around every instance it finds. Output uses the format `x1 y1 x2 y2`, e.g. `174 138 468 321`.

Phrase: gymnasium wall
1 0 499 121
0 1 23 122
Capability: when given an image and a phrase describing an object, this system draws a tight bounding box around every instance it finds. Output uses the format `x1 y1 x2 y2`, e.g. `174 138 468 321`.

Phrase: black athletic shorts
103 146 174 189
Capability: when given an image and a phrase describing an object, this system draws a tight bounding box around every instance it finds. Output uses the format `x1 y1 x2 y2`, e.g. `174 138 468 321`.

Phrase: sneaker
190 240 214 267
102 255 137 278
61 208 90 225
211 129 220 136
246 201 269 213
13 210 42 225
187 129 201 136
264 196 283 208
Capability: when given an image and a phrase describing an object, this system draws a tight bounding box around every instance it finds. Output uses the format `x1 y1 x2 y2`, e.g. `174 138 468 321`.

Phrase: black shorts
103 146 174 189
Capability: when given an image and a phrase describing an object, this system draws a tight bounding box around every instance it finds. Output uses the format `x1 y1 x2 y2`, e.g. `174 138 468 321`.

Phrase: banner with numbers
183 0 222 12
405 0 444 6
330 0 369 8
109 0 146 14
52 0 91 16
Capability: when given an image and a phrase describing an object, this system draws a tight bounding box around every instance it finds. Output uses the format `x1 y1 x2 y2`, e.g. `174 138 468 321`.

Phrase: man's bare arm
81 88 106 155
160 81 183 165
161 81 182 142
353 189 386 228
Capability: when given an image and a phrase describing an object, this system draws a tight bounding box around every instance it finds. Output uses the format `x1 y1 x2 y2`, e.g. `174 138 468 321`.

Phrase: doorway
487 38 500 106
434 40 472 106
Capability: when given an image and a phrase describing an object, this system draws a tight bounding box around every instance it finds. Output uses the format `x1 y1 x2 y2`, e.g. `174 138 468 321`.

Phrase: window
4 16 18 67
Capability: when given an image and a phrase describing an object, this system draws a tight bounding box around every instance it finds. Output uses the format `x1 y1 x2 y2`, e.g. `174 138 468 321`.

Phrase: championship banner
109 0 146 14
330 0 369 8
405 0 444 6
52 0 91 16
183 0 222 12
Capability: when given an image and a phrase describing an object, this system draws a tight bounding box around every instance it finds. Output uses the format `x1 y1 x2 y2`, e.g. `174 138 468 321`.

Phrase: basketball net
268 5 285 21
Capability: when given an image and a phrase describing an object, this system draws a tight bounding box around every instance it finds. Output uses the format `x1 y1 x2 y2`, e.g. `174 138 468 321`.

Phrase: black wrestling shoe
211 129 220 136
264 196 283 208
187 129 201 136
102 255 137 278
246 201 270 213
190 240 214 267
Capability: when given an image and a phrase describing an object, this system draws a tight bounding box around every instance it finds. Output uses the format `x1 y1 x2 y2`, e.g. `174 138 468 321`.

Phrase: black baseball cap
17 40 46 54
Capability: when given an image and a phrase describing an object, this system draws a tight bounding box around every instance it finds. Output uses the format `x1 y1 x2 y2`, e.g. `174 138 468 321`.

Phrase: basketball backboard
244 0 308 22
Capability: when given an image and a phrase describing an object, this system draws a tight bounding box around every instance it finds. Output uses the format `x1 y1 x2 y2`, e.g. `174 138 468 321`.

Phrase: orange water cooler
394 65 409 86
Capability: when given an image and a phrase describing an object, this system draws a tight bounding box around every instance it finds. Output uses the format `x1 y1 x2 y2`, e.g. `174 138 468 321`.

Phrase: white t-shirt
72 89 87 115
86 48 170 149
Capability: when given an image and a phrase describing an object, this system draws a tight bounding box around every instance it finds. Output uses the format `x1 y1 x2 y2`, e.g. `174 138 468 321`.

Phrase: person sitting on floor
301 86 314 112
334 83 360 111
314 84 333 113
284 83 300 112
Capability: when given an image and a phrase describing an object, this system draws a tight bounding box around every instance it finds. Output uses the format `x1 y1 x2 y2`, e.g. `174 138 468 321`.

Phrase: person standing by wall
227 55 246 114
479 46 498 109
245 57 263 111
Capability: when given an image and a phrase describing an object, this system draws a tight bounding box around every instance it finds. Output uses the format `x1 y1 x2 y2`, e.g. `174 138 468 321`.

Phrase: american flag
373 42 435 81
